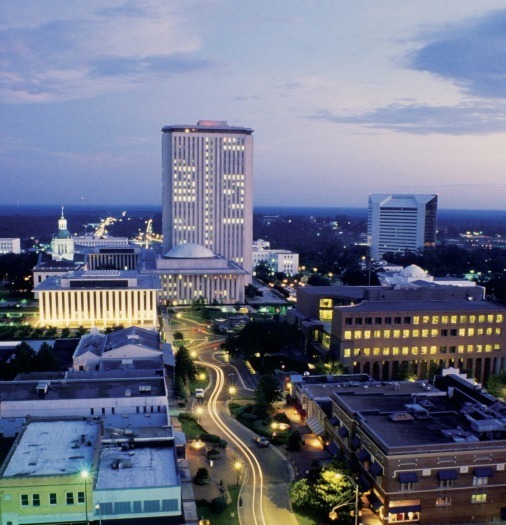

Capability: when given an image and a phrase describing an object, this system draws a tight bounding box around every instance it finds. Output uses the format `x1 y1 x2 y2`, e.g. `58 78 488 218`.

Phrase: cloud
408 9 506 99
307 101 506 135
0 1 212 103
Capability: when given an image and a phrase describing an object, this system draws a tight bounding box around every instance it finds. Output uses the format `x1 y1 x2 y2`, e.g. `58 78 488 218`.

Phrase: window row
343 326 502 340
96 499 179 515
21 492 85 507
435 494 487 506
345 314 503 326
343 343 500 358
400 476 490 492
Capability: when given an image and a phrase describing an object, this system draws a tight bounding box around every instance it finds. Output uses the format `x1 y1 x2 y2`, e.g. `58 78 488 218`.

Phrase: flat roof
2 420 100 477
337 300 505 313
0 377 166 402
162 121 253 135
96 446 178 489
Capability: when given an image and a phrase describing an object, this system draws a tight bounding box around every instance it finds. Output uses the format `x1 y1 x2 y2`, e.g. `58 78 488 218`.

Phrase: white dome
164 243 215 259
399 264 425 278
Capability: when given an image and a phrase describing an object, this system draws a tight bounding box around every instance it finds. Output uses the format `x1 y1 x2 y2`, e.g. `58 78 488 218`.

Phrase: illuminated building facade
368 194 438 260
252 239 300 276
161 120 254 279
35 270 159 328
0 237 21 254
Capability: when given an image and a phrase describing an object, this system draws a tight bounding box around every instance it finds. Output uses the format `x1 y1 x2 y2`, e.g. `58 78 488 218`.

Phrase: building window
354 331 362 339
364 330 371 339
400 482 415 491
441 346 447 353
49 493 57 505
402 329 410 338
450 329 457 336
344 331 352 340
77 492 85 504
393 330 400 338
441 329 448 336
496 314 503 322
413 316 420 324
432 316 439 324
375 317 382 324
450 315 457 323
439 479 454 489
66 493 74 505
385 317 392 324
394 317 402 324
436 497 452 506
355 318 362 325
404 316 411 324
471 494 487 504
384 330 391 338
32 494 41 507
345 318 353 325
365 317 372 325
21 494 29 507
344 348 351 358
473 476 488 486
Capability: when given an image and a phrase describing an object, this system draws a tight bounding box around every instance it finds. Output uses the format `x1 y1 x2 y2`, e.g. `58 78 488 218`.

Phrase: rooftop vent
389 412 414 422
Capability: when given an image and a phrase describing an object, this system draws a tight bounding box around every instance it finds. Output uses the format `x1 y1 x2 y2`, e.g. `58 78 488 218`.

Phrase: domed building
148 242 248 306
51 207 75 261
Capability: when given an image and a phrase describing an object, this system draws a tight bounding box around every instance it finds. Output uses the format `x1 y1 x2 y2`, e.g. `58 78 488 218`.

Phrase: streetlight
329 474 359 525
81 469 89 525
195 405 204 425
233 459 243 487
95 502 102 525
228 385 237 400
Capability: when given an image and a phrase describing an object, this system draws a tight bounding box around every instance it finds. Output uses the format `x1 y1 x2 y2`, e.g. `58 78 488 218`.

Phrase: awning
329 415 339 426
327 442 339 456
389 504 421 514
359 474 371 490
351 436 361 449
358 448 371 461
398 472 418 483
338 426 349 437
437 469 457 481
369 462 383 477
367 492 383 510
473 467 493 478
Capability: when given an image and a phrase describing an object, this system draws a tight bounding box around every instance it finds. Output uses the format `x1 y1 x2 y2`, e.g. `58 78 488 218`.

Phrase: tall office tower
162 120 254 279
368 194 437 259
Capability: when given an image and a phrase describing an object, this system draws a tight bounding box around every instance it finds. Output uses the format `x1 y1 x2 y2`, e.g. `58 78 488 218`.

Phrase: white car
195 388 205 399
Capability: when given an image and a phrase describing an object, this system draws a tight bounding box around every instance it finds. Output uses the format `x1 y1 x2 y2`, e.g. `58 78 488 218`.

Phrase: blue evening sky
2 1 506 209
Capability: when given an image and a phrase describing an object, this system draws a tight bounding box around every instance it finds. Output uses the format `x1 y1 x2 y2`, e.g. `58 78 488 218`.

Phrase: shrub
200 433 228 449
194 467 210 485
211 495 228 513
207 448 221 460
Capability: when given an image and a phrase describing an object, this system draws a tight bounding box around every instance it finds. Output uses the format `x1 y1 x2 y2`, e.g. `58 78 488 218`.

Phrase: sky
2 1 506 210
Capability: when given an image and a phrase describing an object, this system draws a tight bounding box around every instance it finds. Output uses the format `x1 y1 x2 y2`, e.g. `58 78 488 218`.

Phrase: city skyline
3 1 506 209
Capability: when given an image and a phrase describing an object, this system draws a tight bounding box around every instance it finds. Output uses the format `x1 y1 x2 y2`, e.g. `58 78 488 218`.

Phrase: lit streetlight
95 502 102 525
228 385 237 400
329 474 359 525
81 469 90 525
195 405 204 425
198 371 206 382
233 459 243 487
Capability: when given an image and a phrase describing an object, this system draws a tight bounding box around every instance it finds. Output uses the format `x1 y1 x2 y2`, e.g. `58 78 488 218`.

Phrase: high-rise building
161 120 254 279
368 194 437 259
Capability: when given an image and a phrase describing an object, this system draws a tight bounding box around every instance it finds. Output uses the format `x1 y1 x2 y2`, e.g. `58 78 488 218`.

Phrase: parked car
252 436 269 447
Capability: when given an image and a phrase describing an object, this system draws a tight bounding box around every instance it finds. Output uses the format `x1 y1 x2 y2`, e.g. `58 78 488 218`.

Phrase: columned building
35 270 159 328
368 194 438 260
161 120 254 280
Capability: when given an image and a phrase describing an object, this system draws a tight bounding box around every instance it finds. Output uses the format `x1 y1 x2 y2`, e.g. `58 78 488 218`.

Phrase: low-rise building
35 270 160 328
252 239 299 276
291 372 506 524
0 237 21 254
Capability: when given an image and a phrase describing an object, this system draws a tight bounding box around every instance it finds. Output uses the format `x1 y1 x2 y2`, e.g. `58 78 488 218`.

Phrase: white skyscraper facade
368 194 438 260
162 121 254 279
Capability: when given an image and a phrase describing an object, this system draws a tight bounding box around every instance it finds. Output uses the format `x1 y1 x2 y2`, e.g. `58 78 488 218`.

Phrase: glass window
363 348 370 356
436 496 452 506
485 344 492 352
471 494 487 504
354 348 362 356
394 316 402 324
393 330 401 338
430 346 437 354
460 315 467 323
400 482 414 491
468 328 475 336
355 318 362 325
412 329 419 337
422 315 430 323
375 317 382 324
477 328 484 336
392 347 399 355
441 346 447 353
383 347 390 355
439 479 454 489
469 315 476 323
364 330 371 339
384 330 391 338
77 492 85 504
374 330 381 338
450 315 457 323
467 345 474 352
497 314 503 323
344 331 352 340
495 327 502 335
402 347 409 355
373 347 380 356
431 329 438 337
354 330 362 339
66 493 74 505
459 328 466 336
458 345 464 353
385 317 392 324
365 317 372 325
32 494 40 507
494 344 500 351
486 327 492 335
402 329 410 338
413 316 420 325
441 329 448 336
21 495 29 506
50 493 57 505
404 316 411 324
412 347 418 355
421 346 427 354
344 348 351 358
487 314 494 323
450 329 457 336
432 316 439 324
442 315 449 324
345 318 353 325
473 476 488 486
478 315 485 323
422 329 429 337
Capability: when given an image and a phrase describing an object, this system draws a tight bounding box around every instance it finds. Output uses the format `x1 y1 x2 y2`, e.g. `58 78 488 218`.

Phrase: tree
286 429 302 451
35 342 59 372
173 331 184 341
175 346 197 384
255 374 283 406
289 464 359 522
193 467 210 485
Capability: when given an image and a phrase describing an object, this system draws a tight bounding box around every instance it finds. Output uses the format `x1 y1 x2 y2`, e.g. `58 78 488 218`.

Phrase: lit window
478 315 485 323
412 329 419 337
458 345 464 353
495 328 502 335
422 329 429 337
412 347 418 355
402 347 409 355
392 347 399 355
384 330 391 338
442 315 448 324
354 331 362 339
344 331 352 340
403 329 410 338
431 329 438 337
393 330 400 338
497 314 503 323
471 494 487 504
432 316 439 324
468 328 475 336
422 315 430 323
413 316 419 325
383 347 390 355
430 346 437 354
459 328 466 336
364 330 371 339
487 315 494 323
363 348 370 356
436 496 452 506
473 476 488 486
344 348 351 358
354 348 362 356
459 315 467 323
374 330 381 338
450 315 457 323
469 315 476 323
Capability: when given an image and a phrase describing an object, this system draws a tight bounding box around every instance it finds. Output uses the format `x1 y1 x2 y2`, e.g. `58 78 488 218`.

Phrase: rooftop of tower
162 120 253 134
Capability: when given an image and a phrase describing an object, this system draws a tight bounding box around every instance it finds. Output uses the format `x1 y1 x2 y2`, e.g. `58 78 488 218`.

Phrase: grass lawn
196 485 240 525
294 511 320 525
178 414 206 440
